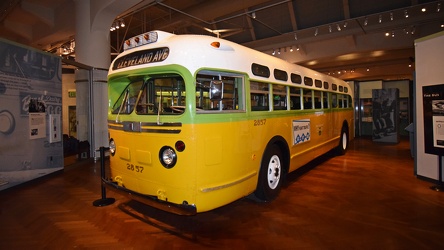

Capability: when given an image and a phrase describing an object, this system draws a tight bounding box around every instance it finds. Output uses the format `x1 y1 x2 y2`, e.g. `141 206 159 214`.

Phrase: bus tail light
159 146 177 168
109 139 116 156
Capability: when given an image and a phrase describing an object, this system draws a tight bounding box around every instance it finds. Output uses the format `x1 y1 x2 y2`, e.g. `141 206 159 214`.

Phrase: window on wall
272 84 287 110
290 86 302 110
195 71 245 112
251 81 269 111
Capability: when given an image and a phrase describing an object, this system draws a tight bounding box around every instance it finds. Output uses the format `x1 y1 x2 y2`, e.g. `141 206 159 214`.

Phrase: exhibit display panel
0 39 63 191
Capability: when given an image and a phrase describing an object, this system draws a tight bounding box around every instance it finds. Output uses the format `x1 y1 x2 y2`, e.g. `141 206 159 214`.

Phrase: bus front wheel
254 144 284 201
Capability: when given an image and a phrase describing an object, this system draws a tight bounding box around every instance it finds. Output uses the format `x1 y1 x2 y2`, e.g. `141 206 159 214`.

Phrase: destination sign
112 47 169 70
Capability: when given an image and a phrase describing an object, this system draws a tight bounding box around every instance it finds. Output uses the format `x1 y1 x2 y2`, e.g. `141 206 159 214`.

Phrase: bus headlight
159 146 177 168
109 139 116 156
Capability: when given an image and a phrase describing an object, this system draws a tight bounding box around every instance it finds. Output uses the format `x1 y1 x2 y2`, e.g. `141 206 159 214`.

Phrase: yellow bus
105 31 354 215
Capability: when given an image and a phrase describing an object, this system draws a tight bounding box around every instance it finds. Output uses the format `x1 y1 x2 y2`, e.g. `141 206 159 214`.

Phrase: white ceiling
1 0 444 81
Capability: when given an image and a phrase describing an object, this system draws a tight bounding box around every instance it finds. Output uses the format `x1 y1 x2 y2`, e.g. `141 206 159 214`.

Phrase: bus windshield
111 74 186 115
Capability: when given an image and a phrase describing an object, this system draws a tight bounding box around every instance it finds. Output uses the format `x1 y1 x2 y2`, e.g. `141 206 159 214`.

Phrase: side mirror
210 80 223 100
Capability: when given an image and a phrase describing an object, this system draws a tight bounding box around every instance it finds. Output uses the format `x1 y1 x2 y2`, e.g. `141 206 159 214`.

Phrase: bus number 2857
127 163 144 173
254 119 266 126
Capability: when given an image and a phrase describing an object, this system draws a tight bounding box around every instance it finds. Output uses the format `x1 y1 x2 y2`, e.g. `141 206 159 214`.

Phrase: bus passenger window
303 89 313 109
323 92 329 109
195 71 245 112
290 86 302 110
332 93 338 108
338 94 344 108
314 90 322 109
272 84 287 110
251 81 269 111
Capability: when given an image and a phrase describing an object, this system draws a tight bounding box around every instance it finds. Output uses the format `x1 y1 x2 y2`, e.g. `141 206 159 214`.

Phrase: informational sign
423 84 444 155
292 119 310 145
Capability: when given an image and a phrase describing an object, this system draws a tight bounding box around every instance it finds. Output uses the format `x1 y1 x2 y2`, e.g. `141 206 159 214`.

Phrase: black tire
254 144 284 201
336 126 349 155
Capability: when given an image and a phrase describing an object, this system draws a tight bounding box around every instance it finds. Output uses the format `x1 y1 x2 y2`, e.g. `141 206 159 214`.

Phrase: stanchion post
93 147 116 207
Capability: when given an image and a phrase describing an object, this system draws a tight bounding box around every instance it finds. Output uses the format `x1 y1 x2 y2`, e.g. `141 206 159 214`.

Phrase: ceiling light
422 7 426 12
329 25 332 33
404 10 409 18
252 12 256 19
343 21 348 28
294 33 298 40
120 19 125 27
390 12 394 21
391 31 395 37
385 32 390 37
296 46 300 51
272 49 275 55
379 14 382 23
364 17 368 26
278 48 281 55
336 24 341 31
438 3 441 12
314 28 318 36
290 46 293 52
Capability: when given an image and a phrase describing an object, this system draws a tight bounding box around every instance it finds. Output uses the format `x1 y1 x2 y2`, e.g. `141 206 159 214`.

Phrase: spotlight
343 21 348 28
438 3 441 12
422 7 426 12
120 19 125 27
364 17 368 26
290 46 293 52
329 25 332 33
314 28 318 36
336 24 341 31
272 49 275 55
294 33 298 40
390 12 393 21
252 12 256 19
278 48 281 55
379 14 382 23
404 10 409 18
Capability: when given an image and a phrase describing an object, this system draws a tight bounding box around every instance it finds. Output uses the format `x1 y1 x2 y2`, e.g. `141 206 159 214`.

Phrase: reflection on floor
1 137 444 249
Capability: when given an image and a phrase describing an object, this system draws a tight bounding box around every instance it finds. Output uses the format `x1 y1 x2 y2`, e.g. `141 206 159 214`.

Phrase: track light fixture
110 19 125 32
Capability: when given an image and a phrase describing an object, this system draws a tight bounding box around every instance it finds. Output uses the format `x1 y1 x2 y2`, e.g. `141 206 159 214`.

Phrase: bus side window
303 89 313 110
272 84 287 110
314 90 322 109
251 81 269 111
323 91 329 109
290 86 302 110
195 72 244 112
332 93 338 108
338 94 344 108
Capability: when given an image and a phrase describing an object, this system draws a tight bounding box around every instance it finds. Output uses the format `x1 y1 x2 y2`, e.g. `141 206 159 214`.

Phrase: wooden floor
1 138 444 249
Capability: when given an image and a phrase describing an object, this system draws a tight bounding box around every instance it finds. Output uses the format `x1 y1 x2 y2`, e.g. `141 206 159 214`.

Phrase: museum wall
0 39 63 191
415 31 444 181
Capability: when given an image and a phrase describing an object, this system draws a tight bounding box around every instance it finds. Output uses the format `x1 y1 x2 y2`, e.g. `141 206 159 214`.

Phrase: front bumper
102 178 197 215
